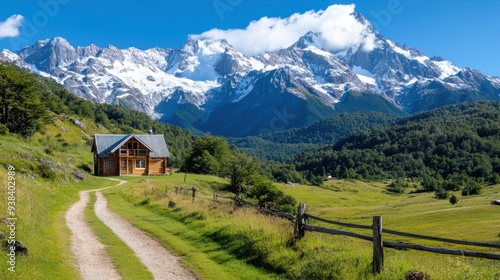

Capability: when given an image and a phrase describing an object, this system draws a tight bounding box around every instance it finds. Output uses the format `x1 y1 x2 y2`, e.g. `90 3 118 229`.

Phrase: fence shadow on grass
168 186 500 274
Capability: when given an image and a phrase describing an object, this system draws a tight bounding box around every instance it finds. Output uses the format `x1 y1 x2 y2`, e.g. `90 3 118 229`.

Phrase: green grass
84 192 153 279
104 186 281 279
104 173 500 280
0 117 116 279
281 180 500 244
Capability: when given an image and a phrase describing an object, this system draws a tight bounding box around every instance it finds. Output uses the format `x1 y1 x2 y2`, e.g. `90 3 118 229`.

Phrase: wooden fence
295 203 500 273
169 186 500 274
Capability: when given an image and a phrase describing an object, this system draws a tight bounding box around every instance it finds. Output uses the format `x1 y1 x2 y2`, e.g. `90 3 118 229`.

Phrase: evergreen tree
0 64 48 137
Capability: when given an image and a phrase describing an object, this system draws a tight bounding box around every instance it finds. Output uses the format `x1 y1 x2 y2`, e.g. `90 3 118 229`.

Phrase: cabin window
135 160 146 169
105 160 116 170
121 160 127 170
128 142 139 150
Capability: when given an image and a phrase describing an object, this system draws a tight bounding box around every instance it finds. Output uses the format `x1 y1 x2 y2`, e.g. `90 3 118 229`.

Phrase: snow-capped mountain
2 13 500 136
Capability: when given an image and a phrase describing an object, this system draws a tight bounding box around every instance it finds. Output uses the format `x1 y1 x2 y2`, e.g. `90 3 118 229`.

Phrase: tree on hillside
450 195 458 205
181 135 261 194
0 64 48 137
228 151 259 195
246 174 296 212
181 135 233 175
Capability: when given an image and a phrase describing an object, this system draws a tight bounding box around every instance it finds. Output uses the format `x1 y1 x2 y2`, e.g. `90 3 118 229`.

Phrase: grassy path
94 191 196 279
103 188 281 280
65 190 121 280
67 178 196 279
84 192 153 279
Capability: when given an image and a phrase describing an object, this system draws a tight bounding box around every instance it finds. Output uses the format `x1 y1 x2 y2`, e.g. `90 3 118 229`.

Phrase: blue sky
1 0 499 76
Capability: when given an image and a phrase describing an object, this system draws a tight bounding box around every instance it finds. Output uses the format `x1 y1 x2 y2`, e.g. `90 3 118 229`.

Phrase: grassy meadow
0 112 498 279
0 116 116 279
102 172 500 279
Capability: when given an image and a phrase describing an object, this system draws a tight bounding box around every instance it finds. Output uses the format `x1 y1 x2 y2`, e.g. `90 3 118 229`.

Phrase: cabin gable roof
92 134 170 158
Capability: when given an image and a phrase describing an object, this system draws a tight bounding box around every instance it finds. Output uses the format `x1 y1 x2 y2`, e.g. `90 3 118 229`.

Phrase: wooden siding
98 155 120 176
149 158 166 174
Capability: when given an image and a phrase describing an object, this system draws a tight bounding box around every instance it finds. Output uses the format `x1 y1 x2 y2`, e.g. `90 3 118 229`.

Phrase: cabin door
128 160 133 174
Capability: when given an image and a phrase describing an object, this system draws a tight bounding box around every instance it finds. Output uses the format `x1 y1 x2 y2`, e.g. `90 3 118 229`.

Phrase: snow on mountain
352 66 377 86
1 7 500 136
430 56 461 79
0 49 19 61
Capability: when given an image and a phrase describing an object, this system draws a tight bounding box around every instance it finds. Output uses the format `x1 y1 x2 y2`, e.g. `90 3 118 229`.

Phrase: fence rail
173 186 296 222
305 213 372 230
382 228 500 249
383 241 500 260
305 212 500 249
167 187 500 274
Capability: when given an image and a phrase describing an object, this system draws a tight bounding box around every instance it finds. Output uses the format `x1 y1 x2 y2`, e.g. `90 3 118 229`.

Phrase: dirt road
65 190 120 280
66 179 196 280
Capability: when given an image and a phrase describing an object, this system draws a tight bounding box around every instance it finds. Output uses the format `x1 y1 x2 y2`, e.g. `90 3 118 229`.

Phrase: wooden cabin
91 134 170 176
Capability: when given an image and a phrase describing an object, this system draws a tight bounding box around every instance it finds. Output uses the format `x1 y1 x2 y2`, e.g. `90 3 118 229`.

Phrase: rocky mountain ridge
2 13 499 136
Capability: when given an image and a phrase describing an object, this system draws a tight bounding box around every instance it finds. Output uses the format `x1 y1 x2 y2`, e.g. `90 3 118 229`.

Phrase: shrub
461 181 482 196
435 187 449 199
0 123 9 135
388 179 408 194
37 164 57 180
77 163 92 173
246 174 296 212
449 194 458 205
421 177 439 191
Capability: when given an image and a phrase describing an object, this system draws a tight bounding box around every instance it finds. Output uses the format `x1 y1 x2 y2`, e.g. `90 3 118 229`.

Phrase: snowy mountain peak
0 49 19 62
49 37 72 47
76 43 102 58
1 6 499 137
166 38 238 81
293 32 324 50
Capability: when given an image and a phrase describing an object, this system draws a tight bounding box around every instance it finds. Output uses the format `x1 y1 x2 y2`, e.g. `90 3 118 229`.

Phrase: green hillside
257 111 401 144
293 101 500 189
230 111 401 161
0 114 117 278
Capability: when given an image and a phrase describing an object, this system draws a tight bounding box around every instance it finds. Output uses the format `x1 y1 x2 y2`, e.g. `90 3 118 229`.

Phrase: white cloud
0 15 24 39
191 4 377 56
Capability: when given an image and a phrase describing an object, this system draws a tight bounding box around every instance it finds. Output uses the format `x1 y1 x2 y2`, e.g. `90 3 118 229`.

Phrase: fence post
214 193 218 201
295 203 306 239
372 216 383 274
191 187 197 202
